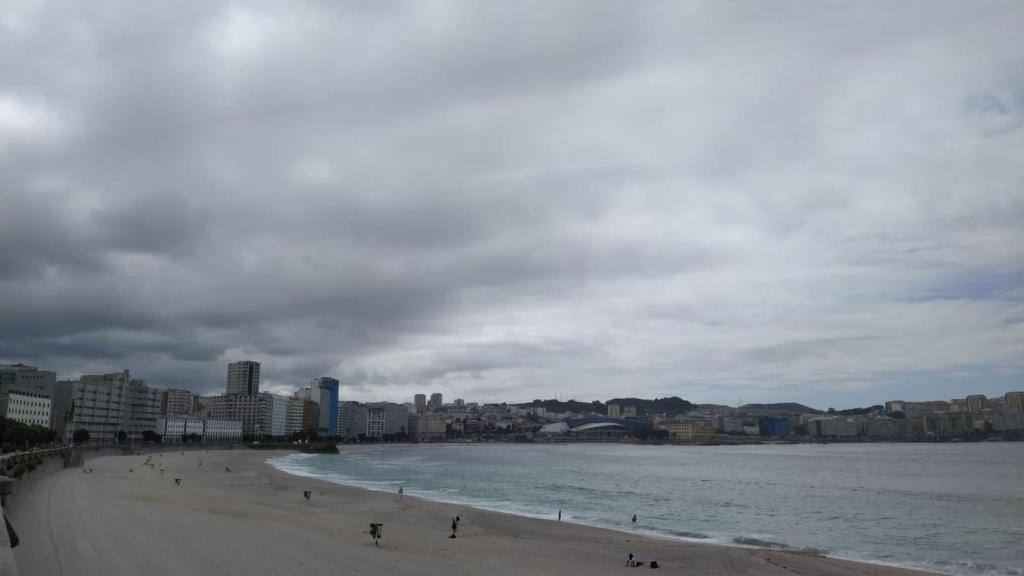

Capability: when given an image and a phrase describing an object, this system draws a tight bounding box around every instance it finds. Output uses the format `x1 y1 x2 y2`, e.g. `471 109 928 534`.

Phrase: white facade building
204 418 244 442
155 417 243 444
0 364 57 428
6 390 52 427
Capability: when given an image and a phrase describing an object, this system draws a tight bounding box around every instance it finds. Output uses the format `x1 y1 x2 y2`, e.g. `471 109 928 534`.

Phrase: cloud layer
2 1 1022 407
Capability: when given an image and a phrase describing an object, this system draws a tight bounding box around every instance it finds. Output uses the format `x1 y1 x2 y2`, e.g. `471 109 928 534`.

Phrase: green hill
521 396 696 417
739 402 821 415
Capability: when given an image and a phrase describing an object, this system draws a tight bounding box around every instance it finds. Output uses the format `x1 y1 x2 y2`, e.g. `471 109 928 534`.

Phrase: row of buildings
678 392 1024 441
4 361 1022 445
0 362 455 445
0 364 244 445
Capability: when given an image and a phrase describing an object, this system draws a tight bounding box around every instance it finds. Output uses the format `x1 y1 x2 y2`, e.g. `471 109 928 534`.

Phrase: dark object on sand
174 478 182 485
303 490 312 500
225 466 231 472
369 523 382 546
4 513 18 548
650 560 659 569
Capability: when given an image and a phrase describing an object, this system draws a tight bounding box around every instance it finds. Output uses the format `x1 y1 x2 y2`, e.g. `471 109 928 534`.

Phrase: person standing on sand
398 486 403 498
558 509 561 522
450 517 458 538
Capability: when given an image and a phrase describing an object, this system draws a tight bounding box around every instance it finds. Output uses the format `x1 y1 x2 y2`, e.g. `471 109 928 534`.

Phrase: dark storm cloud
1 1 1022 404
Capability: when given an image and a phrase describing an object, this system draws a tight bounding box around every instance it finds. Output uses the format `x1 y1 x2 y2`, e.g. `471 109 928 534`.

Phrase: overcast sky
2 1 1022 408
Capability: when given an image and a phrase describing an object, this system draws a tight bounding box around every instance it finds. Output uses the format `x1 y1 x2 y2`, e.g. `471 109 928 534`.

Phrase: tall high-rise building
414 394 427 414
339 401 359 439
161 388 195 416
226 361 260 396
1006 392 1024 413
285 397 305 435
429 392 442 412
966 395 988 413
312 377 340 437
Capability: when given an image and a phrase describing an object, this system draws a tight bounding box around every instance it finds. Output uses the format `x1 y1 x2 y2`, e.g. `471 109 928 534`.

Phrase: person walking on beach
398 486 404 498
558 509 562 522
450 517 458 538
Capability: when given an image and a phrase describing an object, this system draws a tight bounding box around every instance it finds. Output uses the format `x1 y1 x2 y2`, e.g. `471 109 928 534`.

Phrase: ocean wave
733 536 790 549
267 446 1024 576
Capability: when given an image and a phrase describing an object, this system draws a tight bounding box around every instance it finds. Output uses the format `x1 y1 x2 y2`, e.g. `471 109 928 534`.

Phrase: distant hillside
606 396 696 416
698 403 735 412
832 405 884 416
524 399 605 414
521 396 696 417
739 402 821 415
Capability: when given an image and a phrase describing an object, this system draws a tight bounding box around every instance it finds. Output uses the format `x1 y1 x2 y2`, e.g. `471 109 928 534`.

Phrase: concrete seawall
1 447 85 576
0 474 16 576
0 446 158 576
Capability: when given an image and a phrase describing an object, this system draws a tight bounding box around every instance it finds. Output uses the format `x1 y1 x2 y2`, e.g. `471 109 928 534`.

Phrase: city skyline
3 359 1022 413
2 2 1022 408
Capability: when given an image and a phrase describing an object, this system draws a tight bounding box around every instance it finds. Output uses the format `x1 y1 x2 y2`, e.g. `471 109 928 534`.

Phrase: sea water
268 442 1024 575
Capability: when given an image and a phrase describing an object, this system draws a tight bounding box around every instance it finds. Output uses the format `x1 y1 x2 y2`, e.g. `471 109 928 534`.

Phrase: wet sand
10 449 940 576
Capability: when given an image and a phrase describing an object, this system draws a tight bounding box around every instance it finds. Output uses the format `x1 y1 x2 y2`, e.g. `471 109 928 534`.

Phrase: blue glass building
314 377 340 437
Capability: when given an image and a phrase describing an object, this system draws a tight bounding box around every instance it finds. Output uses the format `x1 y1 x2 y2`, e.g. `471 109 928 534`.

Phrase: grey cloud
1 1 1022 406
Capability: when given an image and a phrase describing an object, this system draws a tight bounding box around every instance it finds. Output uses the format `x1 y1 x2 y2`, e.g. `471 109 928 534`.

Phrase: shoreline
269 447 952 576
12 449 944 576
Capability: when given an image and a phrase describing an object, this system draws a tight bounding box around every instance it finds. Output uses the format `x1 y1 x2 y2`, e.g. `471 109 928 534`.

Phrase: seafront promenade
6 449 942 576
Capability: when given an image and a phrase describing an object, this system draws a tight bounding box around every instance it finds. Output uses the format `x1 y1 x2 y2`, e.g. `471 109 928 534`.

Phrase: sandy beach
9 449 941 576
